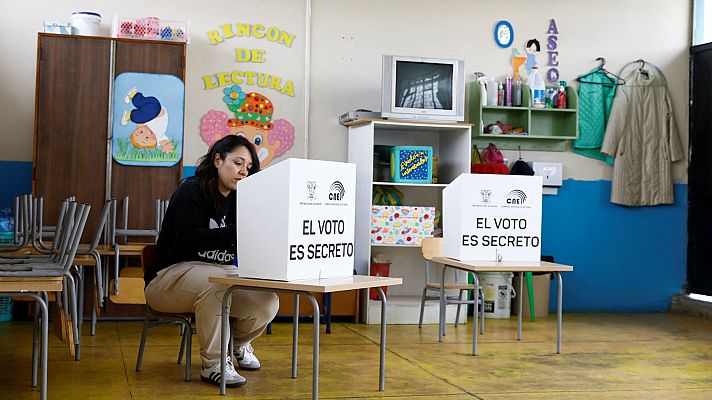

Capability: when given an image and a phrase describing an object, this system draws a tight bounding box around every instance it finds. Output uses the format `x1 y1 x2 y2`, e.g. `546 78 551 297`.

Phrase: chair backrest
87 200 112 250
421 237 444 261
141 244 157 273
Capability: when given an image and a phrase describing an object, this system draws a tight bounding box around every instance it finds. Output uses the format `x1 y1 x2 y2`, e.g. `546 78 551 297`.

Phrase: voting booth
443 174 543 262
236 158 356 281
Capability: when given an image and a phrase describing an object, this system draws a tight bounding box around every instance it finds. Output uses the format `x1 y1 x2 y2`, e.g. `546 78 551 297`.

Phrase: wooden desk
0 276 64 400
431 257 573 355
208 275 402 399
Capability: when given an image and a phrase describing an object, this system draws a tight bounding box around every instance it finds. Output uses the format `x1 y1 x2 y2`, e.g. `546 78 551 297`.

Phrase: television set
381 55 465 122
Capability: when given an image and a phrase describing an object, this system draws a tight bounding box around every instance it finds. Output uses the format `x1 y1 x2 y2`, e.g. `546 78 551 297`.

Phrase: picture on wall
111 72 185 166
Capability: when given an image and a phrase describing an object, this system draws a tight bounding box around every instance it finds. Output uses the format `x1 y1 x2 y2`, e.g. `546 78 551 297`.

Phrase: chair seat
425 283 476 290
148 307 195 320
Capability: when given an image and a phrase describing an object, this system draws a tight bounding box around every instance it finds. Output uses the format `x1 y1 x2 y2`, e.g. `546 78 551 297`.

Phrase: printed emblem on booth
111 72 185 166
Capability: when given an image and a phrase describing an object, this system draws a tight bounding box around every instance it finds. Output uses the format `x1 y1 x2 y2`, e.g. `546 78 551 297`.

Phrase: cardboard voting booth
236 158 356 281
443 174 543 262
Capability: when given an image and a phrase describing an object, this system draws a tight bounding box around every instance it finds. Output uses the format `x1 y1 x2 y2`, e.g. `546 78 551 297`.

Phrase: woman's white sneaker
200 356 246 387
235 343 261 370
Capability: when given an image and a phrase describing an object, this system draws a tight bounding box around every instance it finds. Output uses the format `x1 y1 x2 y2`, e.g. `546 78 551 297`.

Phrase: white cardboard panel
237 158 356 281
443 174 543 262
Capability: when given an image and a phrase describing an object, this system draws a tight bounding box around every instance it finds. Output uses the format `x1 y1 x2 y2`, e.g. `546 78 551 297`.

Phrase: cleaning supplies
512 74 522 106
526 67 546 108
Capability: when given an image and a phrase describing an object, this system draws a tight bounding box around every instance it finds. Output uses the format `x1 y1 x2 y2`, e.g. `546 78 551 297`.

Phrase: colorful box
390 146 433 184
112 15 190 43
370 206 435 246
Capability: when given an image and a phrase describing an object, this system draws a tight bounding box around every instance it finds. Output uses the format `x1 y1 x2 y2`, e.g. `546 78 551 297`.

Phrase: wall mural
197 16 305 167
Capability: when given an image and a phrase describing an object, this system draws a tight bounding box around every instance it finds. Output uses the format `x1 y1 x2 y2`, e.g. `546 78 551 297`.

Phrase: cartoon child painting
524 39 541 74
199 85 294 167
121 88 175 154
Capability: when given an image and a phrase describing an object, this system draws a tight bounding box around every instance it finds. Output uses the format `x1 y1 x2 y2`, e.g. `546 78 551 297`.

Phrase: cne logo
506 190 527 205
329 181 345 201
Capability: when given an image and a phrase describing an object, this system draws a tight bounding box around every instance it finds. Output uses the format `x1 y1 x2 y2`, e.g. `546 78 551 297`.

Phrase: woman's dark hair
526 39 540 52
194 135 260 213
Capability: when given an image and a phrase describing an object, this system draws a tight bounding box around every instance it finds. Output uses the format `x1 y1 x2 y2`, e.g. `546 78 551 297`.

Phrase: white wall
0 0 691 182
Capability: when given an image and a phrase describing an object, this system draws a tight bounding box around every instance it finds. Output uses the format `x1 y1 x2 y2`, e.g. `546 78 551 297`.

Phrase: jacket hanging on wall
601 62 683 206
574 64 621 164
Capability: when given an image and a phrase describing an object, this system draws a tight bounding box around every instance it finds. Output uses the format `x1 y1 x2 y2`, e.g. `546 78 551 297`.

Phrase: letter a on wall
112 72 185 166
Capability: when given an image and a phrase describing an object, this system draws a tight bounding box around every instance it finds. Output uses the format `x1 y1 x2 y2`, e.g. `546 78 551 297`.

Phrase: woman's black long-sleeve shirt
145 177 236 285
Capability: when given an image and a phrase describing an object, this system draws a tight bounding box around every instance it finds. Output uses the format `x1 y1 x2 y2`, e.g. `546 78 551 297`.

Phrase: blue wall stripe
542 179 687 312
0 161 32 211
0 161 688 312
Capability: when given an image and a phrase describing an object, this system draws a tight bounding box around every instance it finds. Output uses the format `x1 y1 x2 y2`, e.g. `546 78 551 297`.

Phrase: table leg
472 273 479 356
556 272 563 354
375 287 387 391
517 272 523 341
15 292 48 400
32 298 39 387
113 244 120 295
292 294 299 378
438 266 446 342
219 286 236 395
303 292 320 400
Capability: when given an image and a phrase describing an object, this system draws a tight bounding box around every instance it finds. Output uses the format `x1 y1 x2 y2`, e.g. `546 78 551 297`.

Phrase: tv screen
381 55 465 122
394 61 453 111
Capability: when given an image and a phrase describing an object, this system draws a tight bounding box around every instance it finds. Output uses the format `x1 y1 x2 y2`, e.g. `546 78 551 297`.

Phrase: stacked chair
0 198 91 400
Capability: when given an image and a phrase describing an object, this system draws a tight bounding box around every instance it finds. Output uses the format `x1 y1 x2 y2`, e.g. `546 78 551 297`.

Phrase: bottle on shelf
497 82 504 106
504 75 512 106
526 66 546 108
477 76 488 107
487 77 498 106
512 74 522 106
557 81 567 109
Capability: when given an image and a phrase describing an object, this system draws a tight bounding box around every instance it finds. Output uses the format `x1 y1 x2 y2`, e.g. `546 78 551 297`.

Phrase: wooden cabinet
467 83 579 151
33 33 186 235
347 119 471 324
276 290 359 319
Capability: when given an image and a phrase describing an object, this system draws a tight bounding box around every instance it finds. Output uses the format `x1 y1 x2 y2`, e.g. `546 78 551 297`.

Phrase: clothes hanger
617 59 669 87
576 57 625 85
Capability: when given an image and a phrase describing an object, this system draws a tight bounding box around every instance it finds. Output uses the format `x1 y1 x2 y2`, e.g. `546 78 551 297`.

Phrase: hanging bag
484 143 504 164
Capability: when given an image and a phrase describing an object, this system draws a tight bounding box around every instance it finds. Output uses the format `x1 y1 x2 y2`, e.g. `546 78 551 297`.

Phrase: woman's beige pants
145 261 279 367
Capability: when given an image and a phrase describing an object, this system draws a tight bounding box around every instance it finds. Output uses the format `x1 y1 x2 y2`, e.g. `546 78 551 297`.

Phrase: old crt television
381 55 465 122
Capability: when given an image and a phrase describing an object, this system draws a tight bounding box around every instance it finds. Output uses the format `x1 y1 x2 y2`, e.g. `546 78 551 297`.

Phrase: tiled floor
1 313 711 399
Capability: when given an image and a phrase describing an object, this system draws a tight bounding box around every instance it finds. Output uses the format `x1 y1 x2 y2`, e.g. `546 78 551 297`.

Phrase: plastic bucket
479 272 515 318
71 12 101 36
369 262 390 300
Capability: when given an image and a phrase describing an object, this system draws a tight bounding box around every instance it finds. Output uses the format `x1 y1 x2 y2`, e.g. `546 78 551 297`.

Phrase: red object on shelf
369 262 391 300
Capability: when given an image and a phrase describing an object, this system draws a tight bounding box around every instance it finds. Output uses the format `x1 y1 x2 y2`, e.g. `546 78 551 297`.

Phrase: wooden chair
419 237 484 334
135 244 196 382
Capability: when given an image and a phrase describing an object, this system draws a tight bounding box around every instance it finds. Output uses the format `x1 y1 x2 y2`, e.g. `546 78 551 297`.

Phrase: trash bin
479 272 515 318
0 297 13 322
369 261 390 300
512 273 551 317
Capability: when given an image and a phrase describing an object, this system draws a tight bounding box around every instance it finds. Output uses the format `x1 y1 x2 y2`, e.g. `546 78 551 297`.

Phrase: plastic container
526 67 546 108
43 21 71 34
71 12 101 36
0 297 13 322
480 272 515 318
113 15 190 43
512 75 522 106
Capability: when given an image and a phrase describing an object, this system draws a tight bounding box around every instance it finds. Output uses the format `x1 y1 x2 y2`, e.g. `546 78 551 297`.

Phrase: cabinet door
112 40 185 234
34 34 111 238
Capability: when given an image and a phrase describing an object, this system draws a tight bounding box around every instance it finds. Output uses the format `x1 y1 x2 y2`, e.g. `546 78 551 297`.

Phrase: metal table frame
431 258 572 356
212 276 401 399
